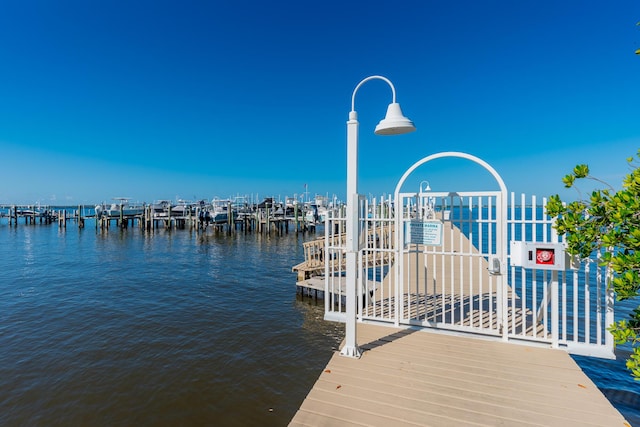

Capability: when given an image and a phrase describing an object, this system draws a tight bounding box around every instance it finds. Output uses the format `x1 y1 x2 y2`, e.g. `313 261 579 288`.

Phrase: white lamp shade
374 102 416 135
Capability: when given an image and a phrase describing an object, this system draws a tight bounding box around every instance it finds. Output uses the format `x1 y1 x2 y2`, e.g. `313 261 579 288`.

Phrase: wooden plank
297 277 381 296
289 323 630 427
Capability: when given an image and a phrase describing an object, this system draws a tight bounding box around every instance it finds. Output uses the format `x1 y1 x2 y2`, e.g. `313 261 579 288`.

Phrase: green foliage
610 307 640 378
546 151 640 380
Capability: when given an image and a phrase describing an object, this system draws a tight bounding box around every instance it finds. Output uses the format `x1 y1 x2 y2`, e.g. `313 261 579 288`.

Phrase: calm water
0 219 638 426
0 221 343 426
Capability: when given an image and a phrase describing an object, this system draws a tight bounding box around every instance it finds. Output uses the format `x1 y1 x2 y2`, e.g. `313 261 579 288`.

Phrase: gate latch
489 258 501 275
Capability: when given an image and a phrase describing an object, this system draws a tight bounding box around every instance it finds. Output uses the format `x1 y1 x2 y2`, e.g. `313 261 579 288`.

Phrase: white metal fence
324 192 615 359
506 194 614 358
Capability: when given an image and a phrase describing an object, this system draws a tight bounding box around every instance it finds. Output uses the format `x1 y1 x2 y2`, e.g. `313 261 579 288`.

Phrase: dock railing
317 192 615 359
292 237 335 281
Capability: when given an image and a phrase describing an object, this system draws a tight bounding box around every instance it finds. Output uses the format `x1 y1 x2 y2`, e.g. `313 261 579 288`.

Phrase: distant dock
0 205 64 226
0 197 330 234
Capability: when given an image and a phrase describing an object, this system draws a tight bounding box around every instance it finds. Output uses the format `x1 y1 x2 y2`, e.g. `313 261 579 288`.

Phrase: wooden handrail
293 226 394 280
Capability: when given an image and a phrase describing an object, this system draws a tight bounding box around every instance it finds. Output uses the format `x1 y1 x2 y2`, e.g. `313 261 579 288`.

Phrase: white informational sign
407 220 443 246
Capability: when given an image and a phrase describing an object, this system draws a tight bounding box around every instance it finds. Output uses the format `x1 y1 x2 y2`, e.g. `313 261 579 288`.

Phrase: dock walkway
289 323 630 427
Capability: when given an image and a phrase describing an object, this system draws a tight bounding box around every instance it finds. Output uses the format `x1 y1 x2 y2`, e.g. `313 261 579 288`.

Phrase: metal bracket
489 257 501 275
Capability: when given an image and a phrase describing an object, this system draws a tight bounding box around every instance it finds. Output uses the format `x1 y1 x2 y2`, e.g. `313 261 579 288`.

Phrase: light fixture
375 103 416 135
340 75 415 358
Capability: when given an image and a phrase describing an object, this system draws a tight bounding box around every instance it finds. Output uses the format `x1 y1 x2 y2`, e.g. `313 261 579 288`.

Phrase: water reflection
295 298 344 352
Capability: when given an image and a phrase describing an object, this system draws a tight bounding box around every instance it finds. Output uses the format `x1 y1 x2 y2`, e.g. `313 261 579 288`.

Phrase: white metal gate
391 152 508 338
394 190 507 338
324 152 615 358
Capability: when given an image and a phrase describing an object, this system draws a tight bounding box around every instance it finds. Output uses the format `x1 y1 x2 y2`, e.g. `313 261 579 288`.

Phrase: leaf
550 156 640 381
562 174 575 188
324 369 331 373
577 384 587 389
573 164 589 178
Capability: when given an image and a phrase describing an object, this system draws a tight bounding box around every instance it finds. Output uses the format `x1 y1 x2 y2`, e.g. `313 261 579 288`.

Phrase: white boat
95 198 143 218
304 195 330 224
314 195 329 223
232 196 252 221
304 207 317 224
272 203 285 217
170 199 194 217
210 198 236 224
151 200 171 217
16 208 47 217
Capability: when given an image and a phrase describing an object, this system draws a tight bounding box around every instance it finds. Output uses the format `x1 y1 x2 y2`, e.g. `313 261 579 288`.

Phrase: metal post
340 76 415 358
341 112 361 357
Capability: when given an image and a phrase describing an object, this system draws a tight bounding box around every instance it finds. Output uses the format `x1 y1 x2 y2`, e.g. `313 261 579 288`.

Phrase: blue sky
0 1 638 205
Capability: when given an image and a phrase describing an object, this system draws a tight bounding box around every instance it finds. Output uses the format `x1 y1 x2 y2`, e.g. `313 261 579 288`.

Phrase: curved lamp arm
351 75 397 112
349 75 415 135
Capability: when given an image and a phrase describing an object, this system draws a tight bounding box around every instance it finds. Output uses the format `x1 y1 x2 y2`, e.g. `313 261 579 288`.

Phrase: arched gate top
393 151 508 198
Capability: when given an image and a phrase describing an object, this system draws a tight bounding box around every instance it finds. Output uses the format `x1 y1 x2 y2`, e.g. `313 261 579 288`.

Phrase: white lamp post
341 75 416 358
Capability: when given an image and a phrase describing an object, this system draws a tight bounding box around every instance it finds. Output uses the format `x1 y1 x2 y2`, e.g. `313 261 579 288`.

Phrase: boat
304 205 317 224
284 196 299 217
272 203 285 218
313 195 329 224
16 208 47 217
170 199 194 217
210 198 236 224
232 196 253 221
95 198 144 218
151 200 171 218
303 195 330 224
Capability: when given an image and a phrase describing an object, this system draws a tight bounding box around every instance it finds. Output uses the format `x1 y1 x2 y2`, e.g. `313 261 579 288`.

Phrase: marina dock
291 192 633 426
289 322 630 426
0 197 327 234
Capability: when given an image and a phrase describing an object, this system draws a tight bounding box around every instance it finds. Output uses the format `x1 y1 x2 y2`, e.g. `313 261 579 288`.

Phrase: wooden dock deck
296 276 382 301
289 322 630 427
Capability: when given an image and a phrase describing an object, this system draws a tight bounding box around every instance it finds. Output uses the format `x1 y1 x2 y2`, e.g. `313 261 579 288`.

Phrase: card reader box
510 241 571 271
